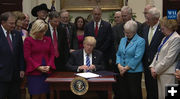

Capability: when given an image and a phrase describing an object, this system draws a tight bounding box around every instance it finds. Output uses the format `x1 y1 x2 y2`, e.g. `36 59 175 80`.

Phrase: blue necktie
86 54 90 67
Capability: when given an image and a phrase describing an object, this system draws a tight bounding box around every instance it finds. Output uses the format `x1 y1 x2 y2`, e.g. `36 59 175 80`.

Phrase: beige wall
23 0 162 23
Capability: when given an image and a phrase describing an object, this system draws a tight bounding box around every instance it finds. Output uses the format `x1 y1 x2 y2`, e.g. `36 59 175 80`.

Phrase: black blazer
84 20 113 61
45 24 69 71
0 26 25 82
59 22 78 49
66 49 105 72
142 24 164 68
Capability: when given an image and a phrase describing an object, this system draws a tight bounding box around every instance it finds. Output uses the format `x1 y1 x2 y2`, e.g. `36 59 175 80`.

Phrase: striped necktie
86 54 90 67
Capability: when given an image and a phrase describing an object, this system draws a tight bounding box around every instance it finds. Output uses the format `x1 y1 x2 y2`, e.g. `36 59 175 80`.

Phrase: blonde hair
13 11 26 21
30 19 48 39
160 16 178 31
83 36 96 47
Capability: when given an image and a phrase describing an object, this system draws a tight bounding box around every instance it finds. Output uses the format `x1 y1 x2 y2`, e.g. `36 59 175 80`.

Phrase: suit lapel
97 21 103 38
0 27 14 53
90 21 95 36
144 26 149 44
150 25 161 46
45 27 52 37
0 27 7 42
92 51 97 64
125 34 138 50
80 49 84 65
11 32 16 51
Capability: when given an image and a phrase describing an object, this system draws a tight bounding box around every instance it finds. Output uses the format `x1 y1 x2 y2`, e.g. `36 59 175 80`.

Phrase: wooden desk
45 72 116 99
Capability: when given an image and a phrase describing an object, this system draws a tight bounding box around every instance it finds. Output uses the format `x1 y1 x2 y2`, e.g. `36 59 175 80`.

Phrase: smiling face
49 17 60 29
37 10 48 20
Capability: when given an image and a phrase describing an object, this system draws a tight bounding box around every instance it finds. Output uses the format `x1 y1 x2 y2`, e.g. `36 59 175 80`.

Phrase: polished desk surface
45 72 116 83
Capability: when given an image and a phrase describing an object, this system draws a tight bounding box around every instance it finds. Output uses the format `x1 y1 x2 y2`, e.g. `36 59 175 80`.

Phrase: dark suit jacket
66 49 105 72
142 24 164 69
59 22 78 49
84 20 113 62
45 24 69 71
0 26 25 82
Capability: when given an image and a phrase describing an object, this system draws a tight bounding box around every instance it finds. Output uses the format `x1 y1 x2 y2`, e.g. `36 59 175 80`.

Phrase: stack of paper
76 72 101 78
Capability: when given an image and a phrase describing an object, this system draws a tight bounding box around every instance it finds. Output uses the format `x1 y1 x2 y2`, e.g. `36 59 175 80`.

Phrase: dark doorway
0 0 22 14
163 0 180 16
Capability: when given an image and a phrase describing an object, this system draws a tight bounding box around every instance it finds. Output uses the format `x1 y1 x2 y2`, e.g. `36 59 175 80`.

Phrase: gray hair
115 11 121 15
59 9 69 17
121 6 132 14
0 12 15 24
124 20 137 33
49 11 60 19
145 4 155 9
148 7 160 19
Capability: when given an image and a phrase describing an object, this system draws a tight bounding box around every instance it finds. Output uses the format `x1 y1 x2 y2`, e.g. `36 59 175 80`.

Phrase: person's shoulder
135 34 145 43
44 36 52 42
134 20 142 25
24 36 32 42
93 49 103 55
101 20 111 25
12 30 21 35
72 49 83 55
86 21 93 26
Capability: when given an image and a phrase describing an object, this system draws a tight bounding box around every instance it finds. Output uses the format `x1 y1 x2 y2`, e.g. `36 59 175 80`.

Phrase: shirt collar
1 25 8 37
83 49 92 56
151 21 159 29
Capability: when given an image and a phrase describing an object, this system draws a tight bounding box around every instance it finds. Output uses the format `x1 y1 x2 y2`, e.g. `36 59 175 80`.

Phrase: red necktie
95 22 98 37
6 32 13 52
53 28 59 58
66 26 70 48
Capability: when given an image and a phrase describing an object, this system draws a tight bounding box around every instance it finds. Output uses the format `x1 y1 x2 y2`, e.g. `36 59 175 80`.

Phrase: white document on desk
76 72 101 78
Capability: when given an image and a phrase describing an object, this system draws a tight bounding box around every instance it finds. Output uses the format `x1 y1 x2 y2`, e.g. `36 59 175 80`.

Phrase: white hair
148 7 160 19
124 20 137 33
121 6 132 14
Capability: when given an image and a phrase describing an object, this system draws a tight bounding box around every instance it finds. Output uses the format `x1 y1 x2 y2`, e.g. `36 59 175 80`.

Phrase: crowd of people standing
0 3 180 99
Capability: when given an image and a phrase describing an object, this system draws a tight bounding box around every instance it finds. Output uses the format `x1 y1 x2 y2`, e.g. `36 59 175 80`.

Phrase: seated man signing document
66 36 105 72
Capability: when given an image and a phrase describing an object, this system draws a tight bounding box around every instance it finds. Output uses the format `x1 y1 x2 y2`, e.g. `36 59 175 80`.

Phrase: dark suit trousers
0 81 20 99
114 72 142 99
144 67 158 99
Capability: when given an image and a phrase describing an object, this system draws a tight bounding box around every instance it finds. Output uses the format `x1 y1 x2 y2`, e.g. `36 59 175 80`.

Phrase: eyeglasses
124 31 132 34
